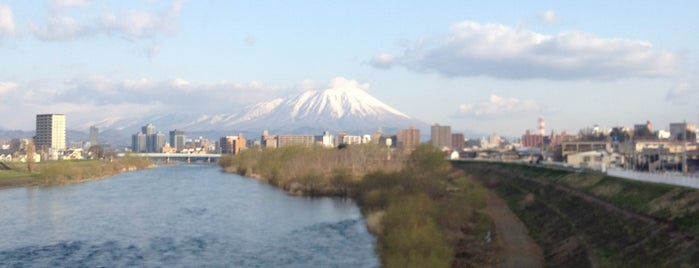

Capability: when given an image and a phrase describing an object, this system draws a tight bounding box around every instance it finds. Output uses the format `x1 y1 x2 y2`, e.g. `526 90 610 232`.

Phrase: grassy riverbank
219 145 494 267
455 161 699 267
0 157 153 188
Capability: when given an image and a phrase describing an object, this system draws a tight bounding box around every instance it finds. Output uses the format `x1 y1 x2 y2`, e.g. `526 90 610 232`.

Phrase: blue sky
0 0 697 137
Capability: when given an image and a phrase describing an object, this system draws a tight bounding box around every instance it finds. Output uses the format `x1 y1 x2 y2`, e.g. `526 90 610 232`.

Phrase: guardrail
451 158 699 189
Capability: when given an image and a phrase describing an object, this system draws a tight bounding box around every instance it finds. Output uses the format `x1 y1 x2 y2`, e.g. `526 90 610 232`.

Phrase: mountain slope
216 86 423 133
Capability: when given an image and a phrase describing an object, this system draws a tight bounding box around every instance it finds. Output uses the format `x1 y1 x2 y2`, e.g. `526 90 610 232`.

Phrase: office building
35 114 66 151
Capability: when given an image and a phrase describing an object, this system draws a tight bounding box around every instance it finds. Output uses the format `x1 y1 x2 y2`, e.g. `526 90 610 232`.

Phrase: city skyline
1 1 698 136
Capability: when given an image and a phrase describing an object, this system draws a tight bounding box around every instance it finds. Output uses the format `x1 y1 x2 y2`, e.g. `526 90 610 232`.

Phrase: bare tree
26 141 35 173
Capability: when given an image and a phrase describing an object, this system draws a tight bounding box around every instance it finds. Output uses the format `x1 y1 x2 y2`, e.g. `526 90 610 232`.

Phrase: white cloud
100 0 182 38
540 10 558 23
372 21 680 80
0 75 287 129
0 81 17 94
30 15 91 41
50 0 90 8
297 79 319 91
29 0 183 41
666 82 696 104
0 4 15 36
369 53 397 69
171 78 191 88
243 35 256 46
455 94 540 118
328 77 370 91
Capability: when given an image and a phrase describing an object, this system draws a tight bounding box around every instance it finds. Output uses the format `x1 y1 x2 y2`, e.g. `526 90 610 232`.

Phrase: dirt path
483 190 544 268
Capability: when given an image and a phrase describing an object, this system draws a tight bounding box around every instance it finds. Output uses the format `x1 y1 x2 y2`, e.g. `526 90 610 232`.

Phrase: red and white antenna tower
538 116 545 136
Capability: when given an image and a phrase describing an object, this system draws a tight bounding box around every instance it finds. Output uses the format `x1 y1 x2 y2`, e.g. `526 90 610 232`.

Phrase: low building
220 134 246 155
314 131 335 148
261 130 278 149
560 141 611 158
566 151 614 171
277 135 315 148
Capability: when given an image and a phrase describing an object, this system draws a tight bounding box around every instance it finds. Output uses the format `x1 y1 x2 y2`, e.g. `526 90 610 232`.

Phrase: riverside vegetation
219 144 495 267
456 161 699 267
0 156 153 188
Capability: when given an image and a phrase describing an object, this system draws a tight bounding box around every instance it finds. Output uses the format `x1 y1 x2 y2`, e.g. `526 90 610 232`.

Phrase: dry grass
365 210 385 235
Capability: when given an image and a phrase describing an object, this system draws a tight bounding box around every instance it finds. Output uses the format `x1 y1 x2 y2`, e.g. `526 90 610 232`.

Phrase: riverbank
455 161 699 267
0 157 154 189
219 145 497 267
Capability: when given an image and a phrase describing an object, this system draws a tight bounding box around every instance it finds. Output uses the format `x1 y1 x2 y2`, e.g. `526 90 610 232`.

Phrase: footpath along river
0 165 378 267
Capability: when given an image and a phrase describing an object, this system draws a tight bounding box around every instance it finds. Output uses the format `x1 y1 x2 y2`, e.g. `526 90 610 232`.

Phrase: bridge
116 153 224 163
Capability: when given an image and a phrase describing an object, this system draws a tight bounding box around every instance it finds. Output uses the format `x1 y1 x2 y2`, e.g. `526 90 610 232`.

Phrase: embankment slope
455 162 699 267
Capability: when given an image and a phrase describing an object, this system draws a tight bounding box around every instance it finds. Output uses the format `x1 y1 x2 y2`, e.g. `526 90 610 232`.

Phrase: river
0 165 378 267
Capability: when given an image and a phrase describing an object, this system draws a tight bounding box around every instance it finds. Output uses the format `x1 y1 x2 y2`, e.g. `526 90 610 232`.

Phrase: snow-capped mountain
189 85 424 134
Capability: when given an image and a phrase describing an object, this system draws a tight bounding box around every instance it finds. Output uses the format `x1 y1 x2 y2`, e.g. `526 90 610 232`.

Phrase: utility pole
682 120 688 175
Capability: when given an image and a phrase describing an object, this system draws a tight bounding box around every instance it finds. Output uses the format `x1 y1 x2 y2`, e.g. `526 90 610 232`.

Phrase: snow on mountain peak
75 78 421 136
219 79 417 133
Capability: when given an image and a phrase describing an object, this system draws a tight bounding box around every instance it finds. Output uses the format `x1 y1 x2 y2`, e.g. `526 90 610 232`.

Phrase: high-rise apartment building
131 124 167 153
132 132 147 152
89 126 99 147
451 133 465 151
35 114 66 151
142 124 155 136
431 124 451 149
397 126 420 149
152 132 167 152
170 130 186 152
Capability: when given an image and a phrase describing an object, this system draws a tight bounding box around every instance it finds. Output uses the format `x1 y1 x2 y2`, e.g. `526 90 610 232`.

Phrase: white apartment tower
35 114 66 151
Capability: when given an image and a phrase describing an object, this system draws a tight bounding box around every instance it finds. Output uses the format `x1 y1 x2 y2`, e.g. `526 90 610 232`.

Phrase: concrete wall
607 169 699 189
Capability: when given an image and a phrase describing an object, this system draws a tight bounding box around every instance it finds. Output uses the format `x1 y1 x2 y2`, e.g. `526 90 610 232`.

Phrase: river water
0 165 378 267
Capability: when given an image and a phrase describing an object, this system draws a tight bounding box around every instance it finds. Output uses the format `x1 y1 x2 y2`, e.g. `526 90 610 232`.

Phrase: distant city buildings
670 122 696 141
315 131 335 148
261 130 278 149
220 134 246 155
131 124 169 153
522 130 544 148
397 126 420 149
277 134 315 148
169 130 186 152
451 133 465 151
431 124 451 149
89 126 99 147
35 114 66 158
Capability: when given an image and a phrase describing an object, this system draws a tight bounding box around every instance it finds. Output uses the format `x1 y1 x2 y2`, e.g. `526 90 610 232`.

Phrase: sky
0 0 698 137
